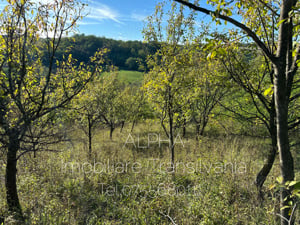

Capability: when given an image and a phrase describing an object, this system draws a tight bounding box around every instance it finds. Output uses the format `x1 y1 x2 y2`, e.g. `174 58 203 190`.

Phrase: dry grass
1 120 298 224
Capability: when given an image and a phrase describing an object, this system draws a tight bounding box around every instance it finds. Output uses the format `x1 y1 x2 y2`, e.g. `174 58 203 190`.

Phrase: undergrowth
0 121 297 224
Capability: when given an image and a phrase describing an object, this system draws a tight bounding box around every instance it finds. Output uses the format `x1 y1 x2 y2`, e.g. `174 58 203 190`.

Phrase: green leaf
277 18 287 28
291 181 300 190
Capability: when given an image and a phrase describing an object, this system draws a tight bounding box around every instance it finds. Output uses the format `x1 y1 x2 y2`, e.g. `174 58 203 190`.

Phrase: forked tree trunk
5 131 23 222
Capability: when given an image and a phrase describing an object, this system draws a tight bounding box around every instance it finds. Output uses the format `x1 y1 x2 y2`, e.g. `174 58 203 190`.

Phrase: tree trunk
255 145 277 191
195 123 200 141
182 118 186 138
131 120 136 133
120 121 125 133
255 107 277 191
274 67 295 225
5 131 23 222
275 1 296 222
169 114 175 173
199 118 208 136
170 133 175 173
109 125 115 140
88 117 92 158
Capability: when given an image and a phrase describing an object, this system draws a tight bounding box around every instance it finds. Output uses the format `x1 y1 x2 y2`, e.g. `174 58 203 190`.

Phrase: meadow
1 119 294 224
117 70 144 85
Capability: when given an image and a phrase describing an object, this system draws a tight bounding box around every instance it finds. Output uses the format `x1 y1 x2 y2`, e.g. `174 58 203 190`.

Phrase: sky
0 0 159 41
76 0 231 41
79 0 160 41
0 0 232 41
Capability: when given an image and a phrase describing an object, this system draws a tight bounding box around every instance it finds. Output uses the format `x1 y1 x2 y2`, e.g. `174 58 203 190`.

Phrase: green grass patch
117 70 144 85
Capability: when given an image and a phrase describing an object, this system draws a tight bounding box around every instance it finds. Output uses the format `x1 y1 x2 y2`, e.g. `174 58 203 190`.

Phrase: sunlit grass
117 70 144 85
0 120 300 225
1 121 296 224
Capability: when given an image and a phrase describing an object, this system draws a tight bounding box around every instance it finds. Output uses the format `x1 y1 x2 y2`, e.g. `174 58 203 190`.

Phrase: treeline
42 34 160 71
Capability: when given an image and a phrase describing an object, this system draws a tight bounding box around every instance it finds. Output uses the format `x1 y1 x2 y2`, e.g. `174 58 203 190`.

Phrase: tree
0 0 106 221
173 0 300 223
125 57 140 70
214 45 278 190
71 75 105 158
96 70 127 140
143 1 195 170
217 45 279 191
127 87 152 133
189 50 227 139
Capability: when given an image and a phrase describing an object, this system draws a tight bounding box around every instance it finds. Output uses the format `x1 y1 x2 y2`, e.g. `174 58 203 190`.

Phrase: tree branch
173 0 277 63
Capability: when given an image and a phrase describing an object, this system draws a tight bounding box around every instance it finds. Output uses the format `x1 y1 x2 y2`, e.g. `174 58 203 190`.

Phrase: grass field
1 120 296 224
117 70 144 85
101 70 144 85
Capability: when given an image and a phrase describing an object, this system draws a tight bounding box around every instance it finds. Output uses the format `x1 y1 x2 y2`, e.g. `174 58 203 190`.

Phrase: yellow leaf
263 86 273 96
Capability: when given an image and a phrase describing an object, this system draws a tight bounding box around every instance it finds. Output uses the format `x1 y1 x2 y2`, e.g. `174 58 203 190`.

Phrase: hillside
42 34 160 72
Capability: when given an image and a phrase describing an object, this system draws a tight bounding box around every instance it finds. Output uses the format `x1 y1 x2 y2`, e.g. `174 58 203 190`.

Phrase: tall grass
0 121 295 224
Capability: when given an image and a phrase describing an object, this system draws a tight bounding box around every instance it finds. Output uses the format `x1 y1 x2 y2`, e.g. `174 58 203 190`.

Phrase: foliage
94 70 131 140
143 0 198 167
188 48 228 137
173 0 300 223
0 0 106 220
43 34 159 71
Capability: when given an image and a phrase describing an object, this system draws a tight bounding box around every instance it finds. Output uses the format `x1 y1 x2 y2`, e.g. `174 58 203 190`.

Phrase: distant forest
42 34 160 71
